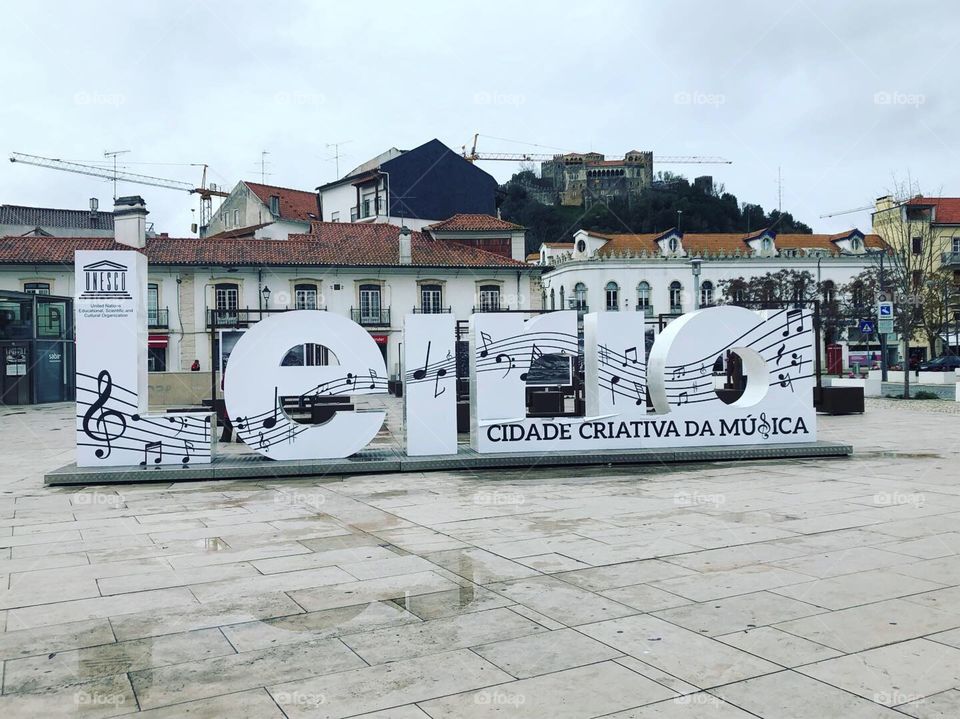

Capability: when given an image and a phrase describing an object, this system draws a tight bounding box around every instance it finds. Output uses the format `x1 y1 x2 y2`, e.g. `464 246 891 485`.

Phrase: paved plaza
1 398 959 717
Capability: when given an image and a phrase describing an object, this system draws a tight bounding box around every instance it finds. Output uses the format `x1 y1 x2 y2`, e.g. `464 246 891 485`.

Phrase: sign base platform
45 441 852 487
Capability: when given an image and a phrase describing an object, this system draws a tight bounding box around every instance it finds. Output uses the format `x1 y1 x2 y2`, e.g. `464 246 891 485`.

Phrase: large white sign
73 252 817 468
74 251 214 467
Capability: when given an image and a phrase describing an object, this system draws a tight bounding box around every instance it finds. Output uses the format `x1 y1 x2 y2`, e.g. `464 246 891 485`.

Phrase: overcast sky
3 1 958 236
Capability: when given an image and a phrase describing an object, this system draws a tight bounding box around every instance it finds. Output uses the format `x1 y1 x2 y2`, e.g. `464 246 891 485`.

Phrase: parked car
918 355 960 372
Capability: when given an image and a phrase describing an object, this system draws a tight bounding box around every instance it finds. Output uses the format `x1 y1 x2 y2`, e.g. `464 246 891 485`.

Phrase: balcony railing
942 251 960 267
206 307 326 330
413 306 452 314
351 307 391 326
148 308 169 329
471 305 511 313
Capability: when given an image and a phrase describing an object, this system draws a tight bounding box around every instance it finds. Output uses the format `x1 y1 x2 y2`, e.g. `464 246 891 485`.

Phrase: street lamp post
690 258 702 311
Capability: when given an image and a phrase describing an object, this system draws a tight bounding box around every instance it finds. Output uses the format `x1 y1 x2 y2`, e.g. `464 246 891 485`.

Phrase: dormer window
269 195 280 216
761 238 773 252
668 237 679 253
851 237 862 251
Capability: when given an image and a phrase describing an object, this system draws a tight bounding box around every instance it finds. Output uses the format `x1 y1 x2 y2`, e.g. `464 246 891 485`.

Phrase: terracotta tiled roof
243 182 319 222
0 224 528 269
588 228 886 256
425 214 523 232
204 222 272 240
525 252 540 261
907 196 960 224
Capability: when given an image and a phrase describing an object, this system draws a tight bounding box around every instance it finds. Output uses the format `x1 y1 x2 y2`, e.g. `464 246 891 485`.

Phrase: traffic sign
878 301 893 318
859 320 875 334
878 319 894 334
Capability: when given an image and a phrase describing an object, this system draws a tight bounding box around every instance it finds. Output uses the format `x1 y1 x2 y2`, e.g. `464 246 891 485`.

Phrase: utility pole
879 251 888 381
104 149 130 200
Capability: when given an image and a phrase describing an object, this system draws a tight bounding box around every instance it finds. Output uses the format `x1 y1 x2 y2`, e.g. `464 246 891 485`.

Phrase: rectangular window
479 286 501 311
359 285 382 322
295 284 318 310
953 236 960 253
147 283 159 325
420 285 442 313
23 282 50 295
215 283 239 323
233 209 240 227
605 288 619 311
331 211 340 223
912 236 923 254
270 196 280 216
147 347 167 372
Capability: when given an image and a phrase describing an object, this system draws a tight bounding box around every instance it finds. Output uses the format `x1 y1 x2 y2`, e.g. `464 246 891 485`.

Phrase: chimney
398 225 412 265
875 195 895 213
89 197 100 224
113 195 148 248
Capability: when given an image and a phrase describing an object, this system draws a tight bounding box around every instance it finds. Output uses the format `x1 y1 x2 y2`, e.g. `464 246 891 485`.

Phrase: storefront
0 290 75 405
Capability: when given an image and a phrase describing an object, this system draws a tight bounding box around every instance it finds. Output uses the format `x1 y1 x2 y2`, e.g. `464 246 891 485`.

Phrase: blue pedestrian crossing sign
878 301 893 318
859 319 875 334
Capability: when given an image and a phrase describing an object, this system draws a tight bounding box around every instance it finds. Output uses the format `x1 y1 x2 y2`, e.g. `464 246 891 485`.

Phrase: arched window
792 278 806 308
637 281 651 315
669 281 683 312
851 237 862 251
700 281 714 307
604 281 619 311
668 237 679 253
761 237 773 252
851 281 865 308
761 279 777 308
574 282 587 310
732 281 746 304
559 286 565 308
550 288 556 310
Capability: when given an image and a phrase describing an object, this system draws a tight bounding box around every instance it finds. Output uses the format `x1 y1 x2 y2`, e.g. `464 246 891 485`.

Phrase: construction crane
9 152 230 232
460 134 731 165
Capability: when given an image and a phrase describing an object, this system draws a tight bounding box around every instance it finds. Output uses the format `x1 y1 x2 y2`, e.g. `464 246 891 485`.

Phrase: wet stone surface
0 397 958 717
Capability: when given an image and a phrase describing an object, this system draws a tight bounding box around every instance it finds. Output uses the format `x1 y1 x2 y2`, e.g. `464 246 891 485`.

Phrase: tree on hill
500 173 813 254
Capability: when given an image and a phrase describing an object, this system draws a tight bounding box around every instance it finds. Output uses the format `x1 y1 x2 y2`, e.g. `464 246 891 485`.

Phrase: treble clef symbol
81 370 127 459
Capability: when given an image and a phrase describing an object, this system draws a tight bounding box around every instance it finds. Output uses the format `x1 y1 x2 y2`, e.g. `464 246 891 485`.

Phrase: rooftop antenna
777 166 783 213
325 140 351 178
104 149 130 200
260 150 270 183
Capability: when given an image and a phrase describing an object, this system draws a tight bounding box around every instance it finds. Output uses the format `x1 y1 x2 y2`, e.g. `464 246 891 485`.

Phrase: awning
148 334 168 348
370 334 389 345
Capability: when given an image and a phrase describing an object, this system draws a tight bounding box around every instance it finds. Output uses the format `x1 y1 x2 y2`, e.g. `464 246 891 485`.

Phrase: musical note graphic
677 390 689 405
633 381 645 405
366 368 378 389
81 370 128 459
262 387 280 430
778 372 795 391
621 347 638 367
782 308 804 337
610 375 621 403
495 353 515 377
167 417 186 436
140 441 163 466
670 367 687 381
413 341 433 381
433 373 446 398
775 343 786 366
599 345 611 365
479 331 493 358
181 440 194 465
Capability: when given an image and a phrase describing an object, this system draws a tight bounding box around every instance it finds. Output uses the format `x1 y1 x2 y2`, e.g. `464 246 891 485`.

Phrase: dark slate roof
0 205 114 230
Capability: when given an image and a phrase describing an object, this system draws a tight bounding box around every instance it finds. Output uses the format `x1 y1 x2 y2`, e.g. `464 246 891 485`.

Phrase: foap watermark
72 491 124 508
874 690 923 706
75 690 128 708
474 690 526 707
273 91 326 106
873 491 925 508
473 490 526 506
674 693 723 707
873 90 925 108
274 490 326 509
272 690 327 707
674 489 726 508
674 90 726 108
473 91 526 107
74 91 126 107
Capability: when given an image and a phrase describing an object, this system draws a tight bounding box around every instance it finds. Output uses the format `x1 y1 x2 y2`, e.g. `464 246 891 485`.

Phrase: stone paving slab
0 398 958 718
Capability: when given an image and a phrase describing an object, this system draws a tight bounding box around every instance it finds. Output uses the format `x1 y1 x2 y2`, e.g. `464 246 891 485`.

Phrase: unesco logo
80 259 131 300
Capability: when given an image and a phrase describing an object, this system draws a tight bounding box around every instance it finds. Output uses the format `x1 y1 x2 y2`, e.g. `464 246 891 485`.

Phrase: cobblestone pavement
0 399 958 717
